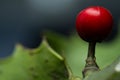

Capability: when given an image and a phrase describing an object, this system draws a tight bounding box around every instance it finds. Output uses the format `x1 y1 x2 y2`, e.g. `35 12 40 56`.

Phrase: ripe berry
76 6 113 42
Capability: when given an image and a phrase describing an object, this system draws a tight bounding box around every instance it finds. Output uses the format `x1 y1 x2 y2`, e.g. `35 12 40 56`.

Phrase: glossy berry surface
76 6 113 42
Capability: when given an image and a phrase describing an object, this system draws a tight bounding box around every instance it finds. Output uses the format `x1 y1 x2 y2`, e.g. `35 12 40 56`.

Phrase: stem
88 42 96 58
82 42 99 78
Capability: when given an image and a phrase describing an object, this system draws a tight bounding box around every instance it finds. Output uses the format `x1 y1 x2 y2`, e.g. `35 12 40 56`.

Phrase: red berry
76 6 113 42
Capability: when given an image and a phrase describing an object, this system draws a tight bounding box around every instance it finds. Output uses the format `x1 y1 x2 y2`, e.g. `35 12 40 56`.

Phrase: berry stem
82 42 100 78
88 42 96 58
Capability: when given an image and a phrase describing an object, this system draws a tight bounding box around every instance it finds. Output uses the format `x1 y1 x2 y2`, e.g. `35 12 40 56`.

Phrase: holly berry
76 6 113 42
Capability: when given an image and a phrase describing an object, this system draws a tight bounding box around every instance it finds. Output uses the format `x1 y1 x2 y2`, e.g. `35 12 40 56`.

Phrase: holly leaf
0 39 69 80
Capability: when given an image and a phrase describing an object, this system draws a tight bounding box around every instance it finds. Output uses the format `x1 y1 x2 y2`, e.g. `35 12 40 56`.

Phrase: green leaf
84 57 120 80
0 39 69 80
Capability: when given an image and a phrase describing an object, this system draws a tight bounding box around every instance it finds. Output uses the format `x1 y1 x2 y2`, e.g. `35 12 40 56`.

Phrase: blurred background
0 0 120 57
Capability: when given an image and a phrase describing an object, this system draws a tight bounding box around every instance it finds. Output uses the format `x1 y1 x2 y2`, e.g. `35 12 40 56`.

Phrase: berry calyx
76 6 113 42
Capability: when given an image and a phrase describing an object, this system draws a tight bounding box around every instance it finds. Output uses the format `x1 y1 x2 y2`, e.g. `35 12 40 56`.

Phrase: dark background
0 0 120 57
